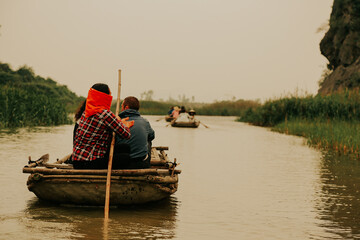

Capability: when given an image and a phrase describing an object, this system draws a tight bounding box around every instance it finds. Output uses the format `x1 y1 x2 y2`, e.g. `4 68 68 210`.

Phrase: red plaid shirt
72 110 131 161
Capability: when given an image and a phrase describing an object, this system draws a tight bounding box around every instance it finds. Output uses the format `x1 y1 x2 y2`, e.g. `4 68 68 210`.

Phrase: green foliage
196 99 260 116
0 62 83 128
110 99 260 116
238 91 360 126
273 119 360 158
239 90 360 158
0 86 72 128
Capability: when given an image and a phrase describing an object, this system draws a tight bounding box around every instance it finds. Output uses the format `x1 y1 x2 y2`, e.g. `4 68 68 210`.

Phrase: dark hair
123 96 140 110
91 83 110 94
74 100 86 121
179 106 186 113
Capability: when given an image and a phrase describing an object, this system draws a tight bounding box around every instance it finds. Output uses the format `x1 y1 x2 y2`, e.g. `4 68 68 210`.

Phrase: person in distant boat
176 106 193 122
170 106 180 118
179 106 186 114
168 106 174 116
114 96 155 169
176 111 191 122
71 83 134 169
188 109 196 120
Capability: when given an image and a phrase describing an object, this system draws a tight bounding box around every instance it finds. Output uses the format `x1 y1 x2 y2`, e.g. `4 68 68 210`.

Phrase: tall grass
111 99 261 116
238 90 360 158
239 91 360 126
274 119 360 158
196 99 260 116
0 86 72 128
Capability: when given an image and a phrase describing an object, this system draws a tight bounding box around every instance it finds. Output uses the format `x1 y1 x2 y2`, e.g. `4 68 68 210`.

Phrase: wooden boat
171 119 200 128
22 147 181 206
165 116 175 122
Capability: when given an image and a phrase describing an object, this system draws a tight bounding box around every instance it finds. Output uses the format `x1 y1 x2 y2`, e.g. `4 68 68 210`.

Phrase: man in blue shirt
114 96 155 169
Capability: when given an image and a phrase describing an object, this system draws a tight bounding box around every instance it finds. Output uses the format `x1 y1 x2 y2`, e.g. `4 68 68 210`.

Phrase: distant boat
22 147 181 205
171 119 200 128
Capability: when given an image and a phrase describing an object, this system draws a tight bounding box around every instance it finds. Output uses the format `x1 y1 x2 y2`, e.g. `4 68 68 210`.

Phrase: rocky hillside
318 0 360 94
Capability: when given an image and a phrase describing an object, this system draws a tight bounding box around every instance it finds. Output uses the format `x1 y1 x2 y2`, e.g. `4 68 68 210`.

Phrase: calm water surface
1 116 360 239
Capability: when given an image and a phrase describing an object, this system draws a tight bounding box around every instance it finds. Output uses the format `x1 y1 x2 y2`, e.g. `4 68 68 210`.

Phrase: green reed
0 87 72 128
196 99 260 116
273 119 360 158
238 90 360 158
238 90 360 126
115 99 260 116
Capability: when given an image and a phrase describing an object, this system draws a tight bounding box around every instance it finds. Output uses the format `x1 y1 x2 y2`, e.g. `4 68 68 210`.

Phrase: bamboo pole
104 69 122 220
37 174 179 183
22 167 182 175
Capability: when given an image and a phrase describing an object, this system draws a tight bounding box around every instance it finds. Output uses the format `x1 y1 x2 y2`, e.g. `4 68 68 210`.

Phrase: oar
199 121 209 128
104 69 122 220
155 117 164 122
166 119 176 127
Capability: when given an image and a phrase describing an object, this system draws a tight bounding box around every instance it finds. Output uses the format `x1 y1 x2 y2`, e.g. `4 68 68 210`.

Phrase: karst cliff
318 0 360 94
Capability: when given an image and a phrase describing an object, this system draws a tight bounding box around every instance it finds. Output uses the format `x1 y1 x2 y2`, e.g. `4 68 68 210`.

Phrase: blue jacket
116 109 155 158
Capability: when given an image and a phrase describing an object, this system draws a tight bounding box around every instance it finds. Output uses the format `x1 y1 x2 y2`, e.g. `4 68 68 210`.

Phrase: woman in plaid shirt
72 83 134 169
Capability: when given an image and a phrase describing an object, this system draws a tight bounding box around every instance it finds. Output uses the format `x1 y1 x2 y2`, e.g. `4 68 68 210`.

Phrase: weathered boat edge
23 147 181 205
26 174 178 205
171 120 200 128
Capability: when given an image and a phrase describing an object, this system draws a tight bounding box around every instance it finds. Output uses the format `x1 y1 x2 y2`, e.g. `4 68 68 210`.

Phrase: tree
140 90 154 101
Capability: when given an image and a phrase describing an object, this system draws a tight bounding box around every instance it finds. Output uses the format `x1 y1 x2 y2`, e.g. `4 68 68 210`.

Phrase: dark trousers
72 144 151 169
113 143 151 169
72 144 131 169
72 157 109 169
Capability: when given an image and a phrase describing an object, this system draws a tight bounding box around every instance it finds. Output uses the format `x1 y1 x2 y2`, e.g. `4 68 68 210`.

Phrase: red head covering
84 88 113 118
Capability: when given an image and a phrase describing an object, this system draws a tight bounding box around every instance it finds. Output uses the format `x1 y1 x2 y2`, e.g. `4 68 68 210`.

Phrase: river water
1 116 360 239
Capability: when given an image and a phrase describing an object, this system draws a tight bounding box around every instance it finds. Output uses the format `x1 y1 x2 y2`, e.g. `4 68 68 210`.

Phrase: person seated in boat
72 99 86 143
176 111 191 122
179 106 186 114
71 83 134 169
170 106 180 118
188 109 196 120
114 96 155 169
168 106 174 116
176 106 193 122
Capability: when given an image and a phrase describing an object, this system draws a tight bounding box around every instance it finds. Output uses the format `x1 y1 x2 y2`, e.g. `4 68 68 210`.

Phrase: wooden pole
200 121 209 128
104 69 122 220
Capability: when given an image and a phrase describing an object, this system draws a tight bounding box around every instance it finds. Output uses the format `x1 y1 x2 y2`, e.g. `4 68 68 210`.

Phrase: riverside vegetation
0 62 84 128
238 90 360 159
128 99 260 116
0 62 258 129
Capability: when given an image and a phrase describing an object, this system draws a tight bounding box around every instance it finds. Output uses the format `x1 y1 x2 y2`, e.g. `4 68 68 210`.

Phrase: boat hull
165 116 175 122
27 175 177 205
23 147 180 205
171 121 200 128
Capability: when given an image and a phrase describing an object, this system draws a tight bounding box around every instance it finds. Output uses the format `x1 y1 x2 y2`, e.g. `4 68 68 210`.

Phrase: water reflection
24 196 179 240
317 152 360 239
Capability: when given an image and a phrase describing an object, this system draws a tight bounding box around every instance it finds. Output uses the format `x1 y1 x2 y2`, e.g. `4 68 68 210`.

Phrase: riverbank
273 119 360 158
238 90 360 159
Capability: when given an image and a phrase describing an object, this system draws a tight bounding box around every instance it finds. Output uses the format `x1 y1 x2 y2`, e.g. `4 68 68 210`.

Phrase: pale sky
0 0 332 103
